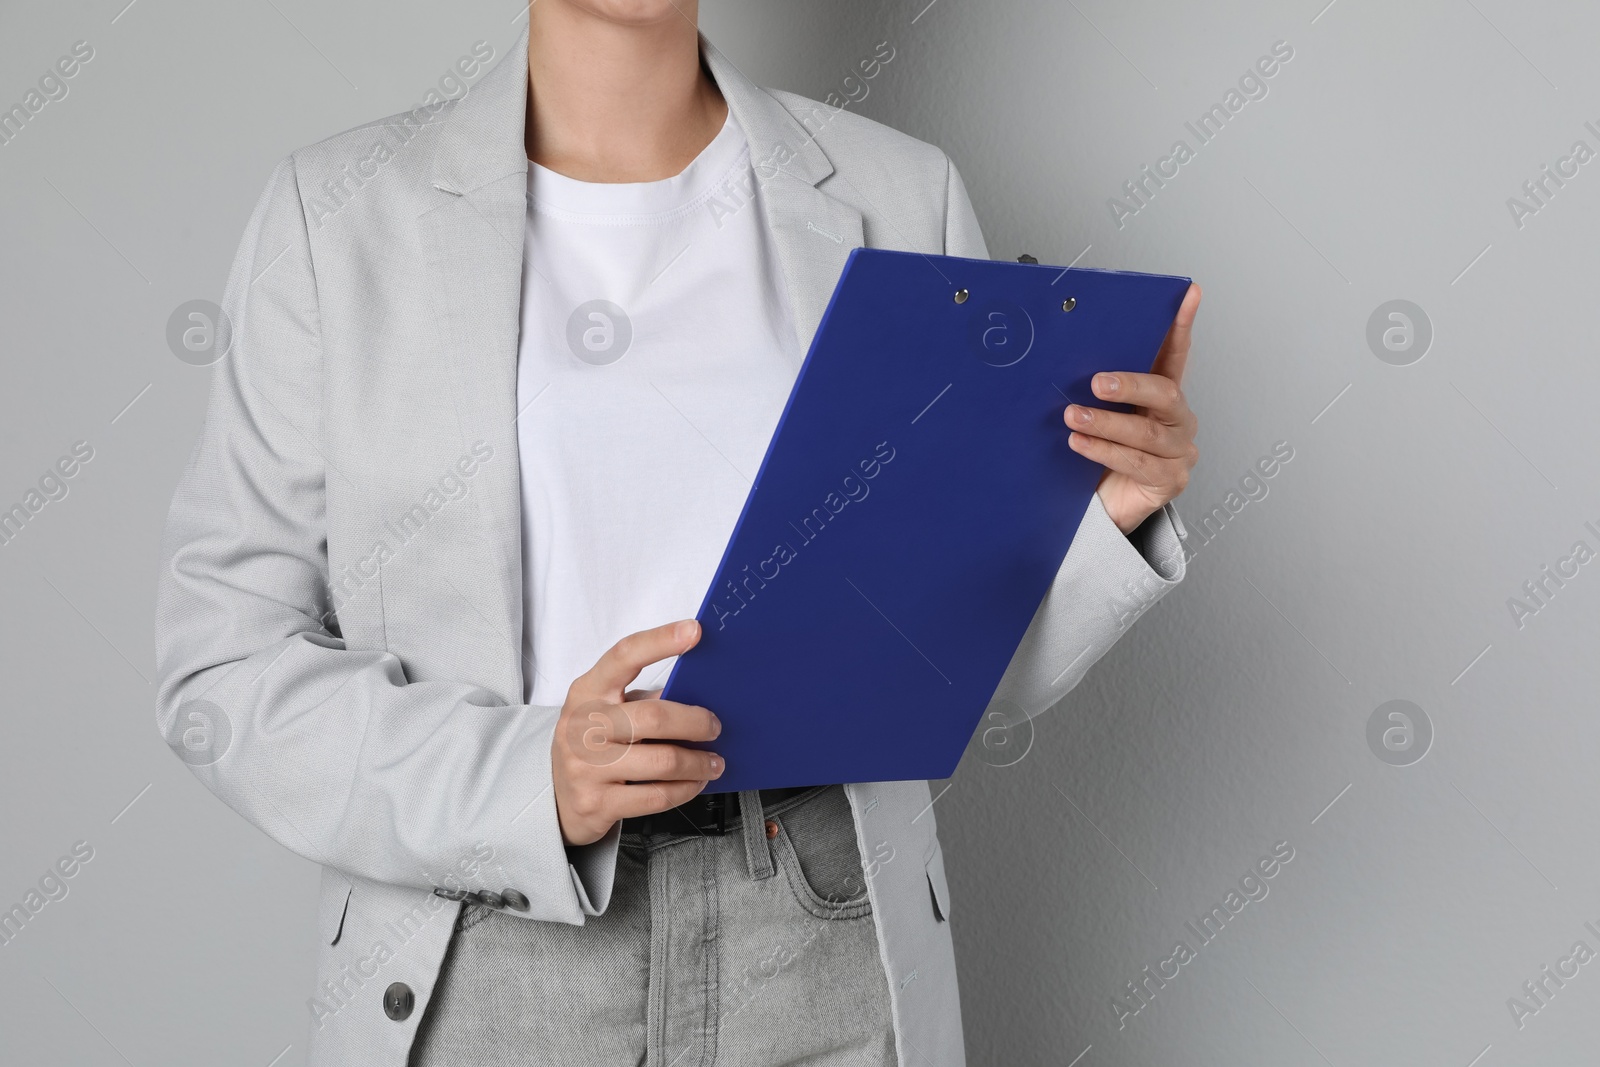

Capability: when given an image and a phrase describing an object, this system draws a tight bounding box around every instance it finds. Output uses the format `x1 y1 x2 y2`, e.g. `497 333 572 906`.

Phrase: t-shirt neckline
526 110 744 220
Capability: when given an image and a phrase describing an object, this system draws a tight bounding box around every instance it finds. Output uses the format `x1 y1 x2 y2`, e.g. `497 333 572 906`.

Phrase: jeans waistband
618 784 826 839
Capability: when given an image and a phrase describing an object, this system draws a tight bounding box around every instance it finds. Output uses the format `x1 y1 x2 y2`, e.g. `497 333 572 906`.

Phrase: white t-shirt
516 112 803 705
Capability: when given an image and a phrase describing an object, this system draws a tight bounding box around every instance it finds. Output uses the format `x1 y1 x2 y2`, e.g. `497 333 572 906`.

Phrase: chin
559 0 693 26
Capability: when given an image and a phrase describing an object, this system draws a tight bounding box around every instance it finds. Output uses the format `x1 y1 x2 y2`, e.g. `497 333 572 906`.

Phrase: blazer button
474 890 505 910
501 888 530 912
382 982 414 1021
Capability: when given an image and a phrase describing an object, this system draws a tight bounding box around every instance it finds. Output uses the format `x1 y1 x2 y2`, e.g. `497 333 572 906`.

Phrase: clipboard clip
1019 254 1077 311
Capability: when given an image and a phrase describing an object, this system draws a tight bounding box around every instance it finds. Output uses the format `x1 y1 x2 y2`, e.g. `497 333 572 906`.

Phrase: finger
1151 282 1201 385
1090 371 1190 424
612 698 722 743
1068 430 1186 489
1063 404 1191 459
602 778 718 821
570 699 720 753
571 619 701 703
610 741 725 787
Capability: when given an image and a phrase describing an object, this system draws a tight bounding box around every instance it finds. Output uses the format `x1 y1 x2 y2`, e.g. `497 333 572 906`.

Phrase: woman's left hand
1064 282 1202 535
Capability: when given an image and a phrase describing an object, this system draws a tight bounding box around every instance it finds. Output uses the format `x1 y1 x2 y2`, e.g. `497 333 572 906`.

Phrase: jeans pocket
770 785 873 920
454 901 493 934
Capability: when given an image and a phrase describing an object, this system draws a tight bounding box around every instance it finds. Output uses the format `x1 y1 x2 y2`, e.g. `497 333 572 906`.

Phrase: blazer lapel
416 30 531 683
412 26 865 695
702 38 865 352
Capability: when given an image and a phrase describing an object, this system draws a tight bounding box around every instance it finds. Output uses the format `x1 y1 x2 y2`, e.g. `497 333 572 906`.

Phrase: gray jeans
408 784 896 1066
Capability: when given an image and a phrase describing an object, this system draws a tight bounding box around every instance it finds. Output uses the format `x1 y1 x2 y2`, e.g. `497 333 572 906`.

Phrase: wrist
1099 490 1158 536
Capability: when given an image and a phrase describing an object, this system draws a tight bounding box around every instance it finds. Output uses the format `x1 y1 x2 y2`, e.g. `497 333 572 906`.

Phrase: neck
525 1 727 182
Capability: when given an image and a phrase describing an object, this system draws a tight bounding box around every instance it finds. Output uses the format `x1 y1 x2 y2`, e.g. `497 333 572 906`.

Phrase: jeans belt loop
738 789 776 880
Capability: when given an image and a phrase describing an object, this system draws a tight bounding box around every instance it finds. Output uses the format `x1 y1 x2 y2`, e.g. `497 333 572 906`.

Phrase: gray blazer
155 26 1186 1066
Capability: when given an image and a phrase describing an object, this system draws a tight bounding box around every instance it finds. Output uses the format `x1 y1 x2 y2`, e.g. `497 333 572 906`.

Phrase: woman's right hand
551 619 725 846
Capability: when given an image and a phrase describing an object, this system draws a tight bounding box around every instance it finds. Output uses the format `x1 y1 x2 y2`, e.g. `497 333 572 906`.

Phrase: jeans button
382 982 414 1021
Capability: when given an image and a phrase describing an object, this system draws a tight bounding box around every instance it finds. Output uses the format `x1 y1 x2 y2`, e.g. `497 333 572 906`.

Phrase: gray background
2 0 1597 1063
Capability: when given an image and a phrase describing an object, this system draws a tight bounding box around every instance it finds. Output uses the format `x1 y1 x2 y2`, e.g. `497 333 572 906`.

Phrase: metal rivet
1061 297 1077 312
954 289 969 304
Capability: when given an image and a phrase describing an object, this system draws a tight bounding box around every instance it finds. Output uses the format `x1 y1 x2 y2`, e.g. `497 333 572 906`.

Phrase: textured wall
2 0 1596 1064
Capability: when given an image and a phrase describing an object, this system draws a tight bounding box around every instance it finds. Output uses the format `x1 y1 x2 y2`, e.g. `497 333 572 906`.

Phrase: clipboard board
661 248 1190 791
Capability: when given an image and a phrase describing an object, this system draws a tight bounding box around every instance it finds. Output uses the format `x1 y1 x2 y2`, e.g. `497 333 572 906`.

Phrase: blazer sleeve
154 156 606 926
940 155 1190 719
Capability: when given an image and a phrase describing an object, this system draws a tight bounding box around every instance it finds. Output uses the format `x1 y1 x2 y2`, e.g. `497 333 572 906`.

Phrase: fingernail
711 715 722 738
676 620 694 642
709 757 723 775
1096 373 1118 394
1072 405 1093 424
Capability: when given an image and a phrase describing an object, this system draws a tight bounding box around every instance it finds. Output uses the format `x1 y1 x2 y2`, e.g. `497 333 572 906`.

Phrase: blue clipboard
661 248 1190 791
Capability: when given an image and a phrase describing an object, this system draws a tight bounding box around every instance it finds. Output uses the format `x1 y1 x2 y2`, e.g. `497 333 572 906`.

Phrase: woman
155 1 1199 1064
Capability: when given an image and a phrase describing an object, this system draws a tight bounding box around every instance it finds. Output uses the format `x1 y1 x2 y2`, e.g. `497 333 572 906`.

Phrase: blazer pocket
924 844 951 923
320 880 353 945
